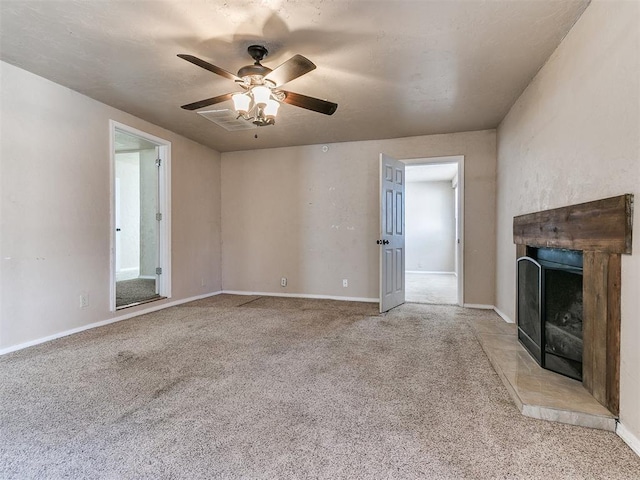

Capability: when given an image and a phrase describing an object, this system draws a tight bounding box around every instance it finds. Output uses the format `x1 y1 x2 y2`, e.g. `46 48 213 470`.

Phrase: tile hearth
469 313 616 431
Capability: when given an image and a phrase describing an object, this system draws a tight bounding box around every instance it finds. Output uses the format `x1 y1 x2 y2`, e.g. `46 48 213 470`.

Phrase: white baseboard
0 291 223 356
617 422 640 457
138 275 156 280
115 267 140 281
222 290 378 303
493 306 515 324
463 304 515 324
463 303 494 310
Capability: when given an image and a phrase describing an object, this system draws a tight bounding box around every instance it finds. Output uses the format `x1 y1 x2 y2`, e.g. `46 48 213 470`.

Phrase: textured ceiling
0 0 590 152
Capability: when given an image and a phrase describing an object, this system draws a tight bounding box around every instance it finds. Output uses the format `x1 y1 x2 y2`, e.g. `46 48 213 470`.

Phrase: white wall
495 0 640 445
221 130 496 304
405 180 456 272
0 61 223 350
115 152 141 276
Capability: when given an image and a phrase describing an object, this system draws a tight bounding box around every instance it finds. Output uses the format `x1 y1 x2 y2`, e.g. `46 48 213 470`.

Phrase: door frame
109 120 172 311
402 155 464 306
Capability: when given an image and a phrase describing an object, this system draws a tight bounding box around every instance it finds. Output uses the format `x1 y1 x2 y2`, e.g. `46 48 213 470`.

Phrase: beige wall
0 61 222 350
221 130 496 304
495 0 640 443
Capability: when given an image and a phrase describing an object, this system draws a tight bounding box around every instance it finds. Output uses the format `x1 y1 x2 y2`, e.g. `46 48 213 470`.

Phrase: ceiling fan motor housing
237 64 272 79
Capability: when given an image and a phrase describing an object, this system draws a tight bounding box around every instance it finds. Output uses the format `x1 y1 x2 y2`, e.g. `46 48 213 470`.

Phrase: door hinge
155 158 162 167
156 267 162 275
156 213 162 221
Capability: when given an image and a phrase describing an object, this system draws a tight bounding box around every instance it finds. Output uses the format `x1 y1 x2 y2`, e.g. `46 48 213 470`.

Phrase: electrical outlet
343 279 348 288
79 294 89 309
281 277 287 287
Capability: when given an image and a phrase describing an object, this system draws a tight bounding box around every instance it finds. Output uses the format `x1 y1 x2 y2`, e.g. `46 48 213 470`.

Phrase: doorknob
116 228 121 232
376 239 390 245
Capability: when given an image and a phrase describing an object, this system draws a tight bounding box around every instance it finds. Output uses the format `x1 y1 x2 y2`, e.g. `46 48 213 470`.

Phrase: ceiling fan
178 45 338 126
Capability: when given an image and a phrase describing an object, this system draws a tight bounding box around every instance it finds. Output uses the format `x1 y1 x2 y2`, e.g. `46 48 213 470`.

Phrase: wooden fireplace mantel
513 194 634 415
513 194 632 253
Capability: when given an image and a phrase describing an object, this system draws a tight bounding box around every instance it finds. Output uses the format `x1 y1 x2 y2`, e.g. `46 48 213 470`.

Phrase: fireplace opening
517 247 584 381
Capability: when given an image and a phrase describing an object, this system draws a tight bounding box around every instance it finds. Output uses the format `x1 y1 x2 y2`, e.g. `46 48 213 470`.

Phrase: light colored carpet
1 295 638 479
406 272 458 304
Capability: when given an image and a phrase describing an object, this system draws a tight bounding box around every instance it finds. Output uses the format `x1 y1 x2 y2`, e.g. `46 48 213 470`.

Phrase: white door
379 153 405 313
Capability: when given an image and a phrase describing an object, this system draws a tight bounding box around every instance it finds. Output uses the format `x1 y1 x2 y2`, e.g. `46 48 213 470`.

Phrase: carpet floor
116 278 160 308
1 295 638 479
405 272 458 304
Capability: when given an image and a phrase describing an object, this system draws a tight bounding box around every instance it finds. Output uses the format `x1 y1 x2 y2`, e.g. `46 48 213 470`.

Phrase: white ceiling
0 0 590 153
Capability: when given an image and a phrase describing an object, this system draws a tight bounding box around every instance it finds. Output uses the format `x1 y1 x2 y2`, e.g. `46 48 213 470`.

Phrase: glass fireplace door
517 257 542 364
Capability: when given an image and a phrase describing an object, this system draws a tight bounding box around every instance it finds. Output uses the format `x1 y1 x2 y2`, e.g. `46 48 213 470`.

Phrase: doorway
403 156 463 306
110 122 171 310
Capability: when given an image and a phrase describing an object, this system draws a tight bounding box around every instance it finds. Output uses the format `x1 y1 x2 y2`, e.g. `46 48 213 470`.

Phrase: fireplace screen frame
517 256 542 365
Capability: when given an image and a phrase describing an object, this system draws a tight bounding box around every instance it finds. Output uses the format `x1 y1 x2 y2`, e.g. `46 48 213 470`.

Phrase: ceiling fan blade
180 92 235 111
177 54 241 82
281 91 338 116
265 55 316 87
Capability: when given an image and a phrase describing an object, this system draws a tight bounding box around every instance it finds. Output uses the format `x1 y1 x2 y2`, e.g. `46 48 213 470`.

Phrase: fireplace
513 194 633 415
517 248 583 380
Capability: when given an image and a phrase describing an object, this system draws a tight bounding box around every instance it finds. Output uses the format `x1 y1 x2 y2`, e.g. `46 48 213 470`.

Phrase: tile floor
467 312 616 431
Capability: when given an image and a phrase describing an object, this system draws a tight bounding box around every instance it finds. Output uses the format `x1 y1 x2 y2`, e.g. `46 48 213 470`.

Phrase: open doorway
110 122 171 310
404 156 463 305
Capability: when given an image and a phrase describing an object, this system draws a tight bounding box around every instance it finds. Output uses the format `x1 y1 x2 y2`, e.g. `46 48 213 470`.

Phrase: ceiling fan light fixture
251 85 271 107
232 93 251 114
263 99 280 119
232 87 279 126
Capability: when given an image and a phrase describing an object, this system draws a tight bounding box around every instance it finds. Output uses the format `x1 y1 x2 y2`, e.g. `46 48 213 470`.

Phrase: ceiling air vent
197 109 257 131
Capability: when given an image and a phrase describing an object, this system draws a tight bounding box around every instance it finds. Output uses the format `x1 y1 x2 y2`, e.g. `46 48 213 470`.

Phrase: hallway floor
405 272 457 305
